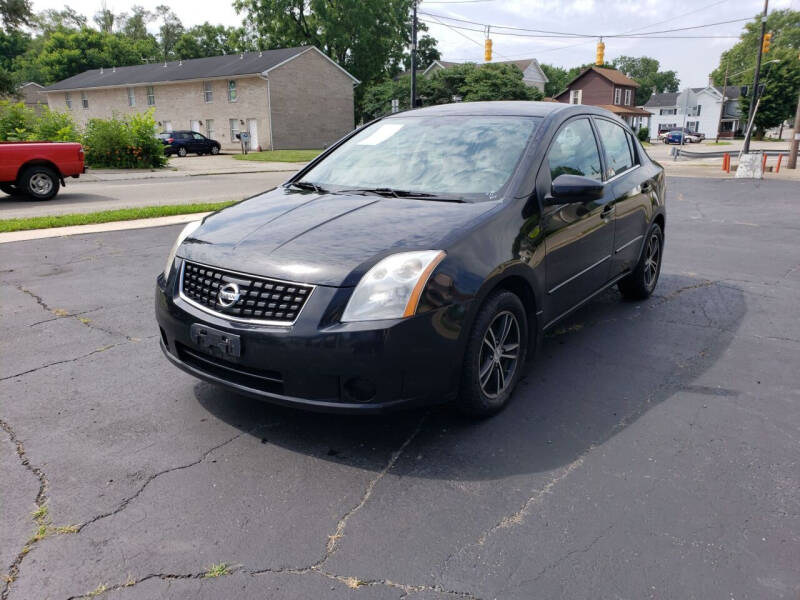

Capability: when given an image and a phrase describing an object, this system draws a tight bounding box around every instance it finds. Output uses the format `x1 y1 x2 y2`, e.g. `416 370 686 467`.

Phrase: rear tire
457 290 529 418
618 223 663 300
0 183 18 195
20 166 59 200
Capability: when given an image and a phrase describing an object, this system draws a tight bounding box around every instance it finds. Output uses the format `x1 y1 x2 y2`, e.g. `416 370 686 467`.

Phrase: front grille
176 342 284 395
181 261 313 324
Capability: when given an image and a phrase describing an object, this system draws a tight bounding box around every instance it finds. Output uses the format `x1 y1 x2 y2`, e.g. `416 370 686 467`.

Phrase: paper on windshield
356 123 404 146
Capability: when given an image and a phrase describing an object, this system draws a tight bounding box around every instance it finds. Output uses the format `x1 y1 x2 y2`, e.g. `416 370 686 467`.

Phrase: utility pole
410 0 418 110
715 64 728 143
742 0 768 154
788 90 800 169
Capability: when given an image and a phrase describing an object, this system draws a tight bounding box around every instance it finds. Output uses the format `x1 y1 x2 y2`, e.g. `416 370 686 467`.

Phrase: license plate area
190 324 241 358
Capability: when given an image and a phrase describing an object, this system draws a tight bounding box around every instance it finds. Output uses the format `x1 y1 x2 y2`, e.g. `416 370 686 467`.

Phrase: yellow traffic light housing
484 38 492 62
596 40 605 66
762 32 772 54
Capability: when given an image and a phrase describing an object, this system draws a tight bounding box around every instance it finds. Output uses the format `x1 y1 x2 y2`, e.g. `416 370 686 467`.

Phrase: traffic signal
484 38 492 62
596 40 605 66
762 32 772 54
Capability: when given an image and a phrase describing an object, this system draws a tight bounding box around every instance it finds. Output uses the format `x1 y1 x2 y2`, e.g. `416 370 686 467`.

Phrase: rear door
540 116 616 322
593 117 653 276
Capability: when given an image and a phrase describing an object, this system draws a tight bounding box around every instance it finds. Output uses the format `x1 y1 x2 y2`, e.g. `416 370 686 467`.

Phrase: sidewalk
82 153 306 182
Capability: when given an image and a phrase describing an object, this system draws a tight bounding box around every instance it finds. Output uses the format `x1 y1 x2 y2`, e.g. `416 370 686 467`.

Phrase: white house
643 84 742 138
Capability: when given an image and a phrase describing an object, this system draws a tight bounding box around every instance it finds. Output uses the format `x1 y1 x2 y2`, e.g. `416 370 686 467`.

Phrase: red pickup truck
0 141 85 200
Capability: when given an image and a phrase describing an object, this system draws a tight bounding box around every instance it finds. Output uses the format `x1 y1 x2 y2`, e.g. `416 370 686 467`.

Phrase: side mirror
547 174 604 204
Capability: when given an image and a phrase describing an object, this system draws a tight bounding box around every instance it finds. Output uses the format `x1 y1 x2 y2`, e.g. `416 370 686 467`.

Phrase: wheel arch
16 159 62 183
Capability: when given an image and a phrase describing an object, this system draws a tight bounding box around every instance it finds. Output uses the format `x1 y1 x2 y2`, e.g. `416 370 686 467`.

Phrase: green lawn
708 141 733 146
0 201 236 233
232 149 322 163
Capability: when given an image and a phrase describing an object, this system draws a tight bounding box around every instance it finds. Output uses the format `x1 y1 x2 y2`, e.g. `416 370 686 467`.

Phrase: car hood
178 186 497 287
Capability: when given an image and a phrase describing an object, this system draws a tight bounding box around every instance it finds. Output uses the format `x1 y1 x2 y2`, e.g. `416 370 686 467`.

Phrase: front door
540 117 615 323
247 119 258 151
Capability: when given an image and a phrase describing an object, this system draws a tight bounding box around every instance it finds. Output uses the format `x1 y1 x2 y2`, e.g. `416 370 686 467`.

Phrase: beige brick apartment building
43 46 359 151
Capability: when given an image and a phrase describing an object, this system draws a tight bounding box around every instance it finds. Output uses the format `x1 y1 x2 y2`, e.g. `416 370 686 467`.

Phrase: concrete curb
0 213 209 244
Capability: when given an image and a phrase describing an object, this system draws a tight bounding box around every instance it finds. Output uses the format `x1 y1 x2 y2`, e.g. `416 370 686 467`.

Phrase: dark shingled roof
43 47 329 91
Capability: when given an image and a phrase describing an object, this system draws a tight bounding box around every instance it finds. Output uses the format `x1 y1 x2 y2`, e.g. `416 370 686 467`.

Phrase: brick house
422 59 549 93
554 66 651 129
42 46 359 151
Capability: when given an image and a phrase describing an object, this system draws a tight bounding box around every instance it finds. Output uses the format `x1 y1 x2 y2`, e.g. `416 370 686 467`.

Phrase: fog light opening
159 327 169 350
343 377 376 403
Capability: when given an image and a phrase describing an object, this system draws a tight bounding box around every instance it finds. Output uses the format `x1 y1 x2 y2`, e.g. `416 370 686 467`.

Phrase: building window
569 89 582 104
659 108 676 116
614 88 622 105
687 121 699 132
227 80 237 102
624 89 632 106
147 86 155 106
206 119 215 140
688 105 702 117
203 81 213 103
229 118 240 141
80 91 89 109
164 121 173 132
65 92 72 109
127 87 135 107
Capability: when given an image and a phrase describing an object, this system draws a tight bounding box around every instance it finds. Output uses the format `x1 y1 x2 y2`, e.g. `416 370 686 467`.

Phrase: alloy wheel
643 232 661 290
478 310 521 399
30 173 53 196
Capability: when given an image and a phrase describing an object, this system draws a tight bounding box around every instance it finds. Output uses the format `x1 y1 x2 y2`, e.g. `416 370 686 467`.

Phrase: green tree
155 4 185 60
175 23 241 59
540 63 570 97
459 63 542 102
401 34 441 72
93 3 116 33
1 0 33 30
0 29 30 93
712 9 800 134
34 7 87 33
233 0 415 88
119 6 154 41
611 55 679 105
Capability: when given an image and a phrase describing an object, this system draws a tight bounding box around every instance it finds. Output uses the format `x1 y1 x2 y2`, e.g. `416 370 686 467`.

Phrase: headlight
341 251 446 322
163 221 201 278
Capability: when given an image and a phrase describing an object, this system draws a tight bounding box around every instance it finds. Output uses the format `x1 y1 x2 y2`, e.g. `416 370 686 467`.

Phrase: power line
419 11 752 38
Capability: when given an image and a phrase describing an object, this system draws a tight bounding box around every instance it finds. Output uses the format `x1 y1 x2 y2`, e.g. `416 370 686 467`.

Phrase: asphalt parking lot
1 176 798 599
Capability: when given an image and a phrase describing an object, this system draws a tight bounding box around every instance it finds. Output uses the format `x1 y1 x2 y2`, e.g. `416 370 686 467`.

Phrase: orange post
776 154 784 173
761 153 768 172
723 153 730 173
722 153 727 171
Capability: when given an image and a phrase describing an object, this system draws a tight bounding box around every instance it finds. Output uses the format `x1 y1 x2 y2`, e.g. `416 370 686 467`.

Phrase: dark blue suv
159 131 221 157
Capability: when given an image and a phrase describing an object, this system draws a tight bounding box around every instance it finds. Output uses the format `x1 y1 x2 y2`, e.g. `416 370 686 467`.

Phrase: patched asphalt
1 177 798 600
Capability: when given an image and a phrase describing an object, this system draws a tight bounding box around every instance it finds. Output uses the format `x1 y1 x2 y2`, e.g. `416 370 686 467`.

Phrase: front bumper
155 266 465 414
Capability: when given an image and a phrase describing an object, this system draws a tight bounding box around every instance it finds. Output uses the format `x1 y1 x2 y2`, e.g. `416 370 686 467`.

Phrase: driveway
1 177 798 599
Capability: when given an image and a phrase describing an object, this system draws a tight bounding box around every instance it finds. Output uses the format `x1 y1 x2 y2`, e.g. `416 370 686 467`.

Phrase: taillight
79 146 84 160
167 138 174 143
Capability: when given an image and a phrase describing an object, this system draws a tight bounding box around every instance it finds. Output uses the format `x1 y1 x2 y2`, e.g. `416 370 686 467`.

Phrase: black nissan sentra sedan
156 101 665 417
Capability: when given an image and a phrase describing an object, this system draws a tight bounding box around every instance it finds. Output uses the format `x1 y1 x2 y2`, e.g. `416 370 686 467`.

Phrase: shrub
29 108 80 142
637 127 650 142
82 109 166 169
0 100 36 141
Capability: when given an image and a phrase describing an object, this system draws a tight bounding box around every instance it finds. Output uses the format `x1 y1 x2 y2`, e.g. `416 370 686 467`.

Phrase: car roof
387 101 614 119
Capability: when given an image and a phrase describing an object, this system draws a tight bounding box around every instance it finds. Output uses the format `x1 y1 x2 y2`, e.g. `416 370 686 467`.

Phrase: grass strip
232 149 321 163
0 201 236 233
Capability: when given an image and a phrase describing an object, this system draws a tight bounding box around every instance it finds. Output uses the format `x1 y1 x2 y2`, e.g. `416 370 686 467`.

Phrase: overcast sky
31 0 795 88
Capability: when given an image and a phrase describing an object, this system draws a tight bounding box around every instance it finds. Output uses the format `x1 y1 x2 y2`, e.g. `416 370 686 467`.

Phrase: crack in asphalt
0 344 122 382
74 432 246 534
0 419 49 600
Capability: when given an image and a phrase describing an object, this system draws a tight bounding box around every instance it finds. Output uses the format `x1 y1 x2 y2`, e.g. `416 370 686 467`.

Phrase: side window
548 118 602 181
193 133 205 140
595 119 634 177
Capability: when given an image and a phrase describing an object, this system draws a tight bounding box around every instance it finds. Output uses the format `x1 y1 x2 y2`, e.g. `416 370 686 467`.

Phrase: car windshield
299 115 540 202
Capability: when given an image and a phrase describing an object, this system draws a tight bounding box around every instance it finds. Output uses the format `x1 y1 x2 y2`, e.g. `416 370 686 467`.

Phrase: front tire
20 166 59 200
457 290 528 417
177 146 188 157
618 223 663 300
210 145 220 155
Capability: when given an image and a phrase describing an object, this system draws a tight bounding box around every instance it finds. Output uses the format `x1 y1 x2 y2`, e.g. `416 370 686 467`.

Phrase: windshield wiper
286 180 327 194
335 188 465 202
